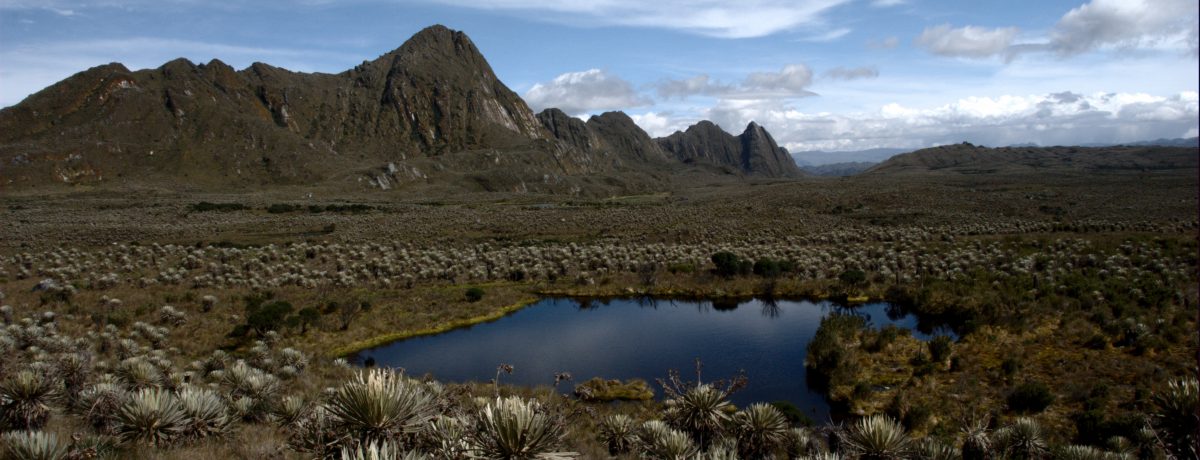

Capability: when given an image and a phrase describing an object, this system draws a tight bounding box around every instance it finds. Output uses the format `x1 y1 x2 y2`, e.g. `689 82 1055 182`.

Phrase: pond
351 297 952 422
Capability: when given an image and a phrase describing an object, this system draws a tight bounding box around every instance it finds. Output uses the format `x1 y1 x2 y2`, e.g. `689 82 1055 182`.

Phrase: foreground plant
842 414 911 460
994 417 1048 460
177 385 234 441
597 414 639 455
639 420 699 460
663 384 732 447
340 440 430 460
471 396 575 459
732 402 790 458
0 370 58 430
114 388 188 447
327 368 436 447
1151 376 1198 459
0 431 69 460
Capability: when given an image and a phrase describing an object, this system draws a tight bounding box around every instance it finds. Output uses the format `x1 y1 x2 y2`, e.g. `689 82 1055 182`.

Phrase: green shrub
753 258 783 278
839 269 867 286
464 287 485 303
928 336 953 363
711 251 743 278
190 202 247 212
1008 381 1055 414
266 203 301 214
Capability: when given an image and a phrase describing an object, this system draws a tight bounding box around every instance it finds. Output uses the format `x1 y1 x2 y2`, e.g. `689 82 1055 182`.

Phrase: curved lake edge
333 291 882 358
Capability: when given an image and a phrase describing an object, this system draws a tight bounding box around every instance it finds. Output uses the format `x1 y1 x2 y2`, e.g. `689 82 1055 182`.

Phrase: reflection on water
352 297 951 423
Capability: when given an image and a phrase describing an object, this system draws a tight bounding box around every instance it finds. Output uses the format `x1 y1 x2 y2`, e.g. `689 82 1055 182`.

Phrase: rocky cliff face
658 121 803 177
0 25 802 192
0 26 555 189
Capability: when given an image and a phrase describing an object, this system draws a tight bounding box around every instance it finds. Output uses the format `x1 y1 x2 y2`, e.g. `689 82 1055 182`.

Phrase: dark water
352 297 951 422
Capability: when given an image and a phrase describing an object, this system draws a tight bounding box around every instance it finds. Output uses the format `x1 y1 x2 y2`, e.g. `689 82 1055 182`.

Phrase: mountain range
0 25 1194 194
0 25 801 194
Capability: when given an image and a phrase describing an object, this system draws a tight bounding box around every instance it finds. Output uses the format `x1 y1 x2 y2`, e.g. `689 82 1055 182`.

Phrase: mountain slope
867 142 1198 175
657 121 803 177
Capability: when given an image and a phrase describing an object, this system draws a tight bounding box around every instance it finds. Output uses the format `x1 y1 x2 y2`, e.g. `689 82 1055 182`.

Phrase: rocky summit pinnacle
657 121 803 177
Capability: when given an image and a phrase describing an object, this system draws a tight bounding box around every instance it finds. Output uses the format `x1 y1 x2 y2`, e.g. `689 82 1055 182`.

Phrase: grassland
0 171 1195 458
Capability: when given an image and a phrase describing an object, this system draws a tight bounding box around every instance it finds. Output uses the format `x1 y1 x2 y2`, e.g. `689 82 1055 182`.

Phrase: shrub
733 403 790 458
839 269 867 286
639 420 698 460
663 384 732 446
843 414 911 460
1151 377 1199 458
1 431 69 460
245 300 294 336
1007 382 1055 414
597 414 639 455
115 388 188 447
753 258 783 278
0 370 58 430
928 336 953 363
471 396 572 459
711 251 743 278
464 287 485 303
327 369 436 447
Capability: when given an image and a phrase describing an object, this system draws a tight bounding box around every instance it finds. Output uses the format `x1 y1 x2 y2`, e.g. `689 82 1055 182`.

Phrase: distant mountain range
867 142 1197 175
0 25 802 194
0 25 1193 193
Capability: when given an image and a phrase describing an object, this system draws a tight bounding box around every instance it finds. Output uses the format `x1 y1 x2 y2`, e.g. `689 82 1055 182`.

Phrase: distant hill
790 148 910 166
800 161 877 176
0 25 801 194
867 142 1198 175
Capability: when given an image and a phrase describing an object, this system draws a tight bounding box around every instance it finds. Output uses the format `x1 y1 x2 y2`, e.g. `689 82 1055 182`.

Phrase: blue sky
1 0 1197 153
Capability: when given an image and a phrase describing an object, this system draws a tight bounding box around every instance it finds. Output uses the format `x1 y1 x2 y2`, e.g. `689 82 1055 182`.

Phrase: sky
1 0 1197 154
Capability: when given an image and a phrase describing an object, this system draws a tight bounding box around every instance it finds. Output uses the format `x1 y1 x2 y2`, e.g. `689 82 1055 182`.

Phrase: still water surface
353 297 949 422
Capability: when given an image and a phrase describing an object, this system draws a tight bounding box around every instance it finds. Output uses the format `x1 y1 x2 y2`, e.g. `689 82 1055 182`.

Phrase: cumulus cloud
916 0 1199 60
637 91 1199 153
867 36 900 50
1049 0 1199 56
915 24 1019 58
822 66 879 81
656 64 817 100
419 0 853 38
523 69 650 115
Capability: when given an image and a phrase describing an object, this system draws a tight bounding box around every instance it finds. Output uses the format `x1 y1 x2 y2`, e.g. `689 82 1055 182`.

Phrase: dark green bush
1008 381 1055 414
929 335 954 362
465 287 485 302
266 203 301 213
839 269 867 286
711 251 743 277
190 202 247 212
752 258 783 278
245 300 294 336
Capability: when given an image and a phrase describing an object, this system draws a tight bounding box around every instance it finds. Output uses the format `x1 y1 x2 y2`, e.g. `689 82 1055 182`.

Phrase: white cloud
636 91 1199 152
915 24 1019 58
800 28 851 42
1050 0 1199 56
523 69 650 115
656 64 817 100
871 0 904 6
822 66 879 81
418 0 853 38
629 112 691 137
917 0 1199 60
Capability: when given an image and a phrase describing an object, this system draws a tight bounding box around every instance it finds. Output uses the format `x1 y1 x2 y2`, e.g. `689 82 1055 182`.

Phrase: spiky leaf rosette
73 382 129 435
327 369 436 447
638 420 699 460
114 388 188 447
0 370 58 430
1151 377 1198 459
597 414 639 455
842 415 911 460
177 385 234 441
0 431 69 460
471 396 576 459
663 384 731 446
994 417 1048 460
422 414 473 459
339 440 431 460
732 402 790 458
